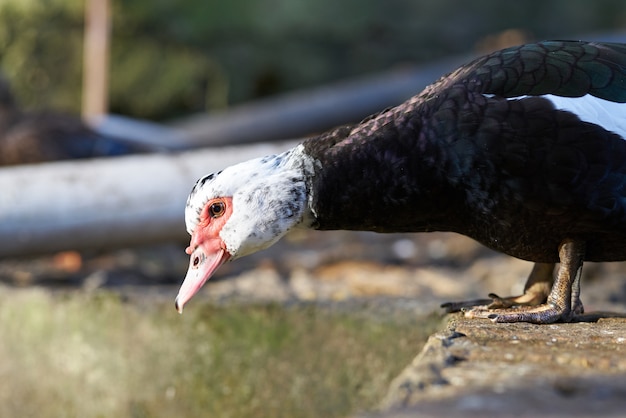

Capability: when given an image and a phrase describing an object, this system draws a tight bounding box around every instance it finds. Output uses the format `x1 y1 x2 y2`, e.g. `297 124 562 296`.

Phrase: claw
459 240 585 324
441 298 493 313
441 262 556 319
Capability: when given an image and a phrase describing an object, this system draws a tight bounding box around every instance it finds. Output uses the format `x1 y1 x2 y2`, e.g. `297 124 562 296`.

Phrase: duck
0 75 149 166
175 40 626 324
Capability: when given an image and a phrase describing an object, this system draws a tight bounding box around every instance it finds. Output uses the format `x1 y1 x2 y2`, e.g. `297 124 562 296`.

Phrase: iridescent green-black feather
428 41 626 102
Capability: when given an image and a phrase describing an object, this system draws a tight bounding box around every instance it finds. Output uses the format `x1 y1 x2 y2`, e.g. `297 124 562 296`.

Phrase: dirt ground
2 229 623 316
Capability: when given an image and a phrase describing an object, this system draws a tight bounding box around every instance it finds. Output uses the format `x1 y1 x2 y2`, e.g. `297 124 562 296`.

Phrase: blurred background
1 0 625 119
1 1 626 417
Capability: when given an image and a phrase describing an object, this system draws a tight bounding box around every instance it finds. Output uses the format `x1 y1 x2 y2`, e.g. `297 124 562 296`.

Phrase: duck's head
175 146 311 313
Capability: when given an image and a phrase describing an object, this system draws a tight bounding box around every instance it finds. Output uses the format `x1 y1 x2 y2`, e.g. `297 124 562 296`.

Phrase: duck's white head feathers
185 144 313 259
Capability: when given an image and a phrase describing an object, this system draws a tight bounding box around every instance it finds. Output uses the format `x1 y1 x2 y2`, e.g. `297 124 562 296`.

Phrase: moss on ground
0 288 439 418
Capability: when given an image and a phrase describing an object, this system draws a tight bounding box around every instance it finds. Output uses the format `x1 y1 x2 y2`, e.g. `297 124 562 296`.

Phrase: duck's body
304 94 626 263
176 41 626 323
0 77 148 166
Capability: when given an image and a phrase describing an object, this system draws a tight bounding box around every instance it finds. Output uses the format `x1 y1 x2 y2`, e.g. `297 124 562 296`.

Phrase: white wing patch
513 94 626 140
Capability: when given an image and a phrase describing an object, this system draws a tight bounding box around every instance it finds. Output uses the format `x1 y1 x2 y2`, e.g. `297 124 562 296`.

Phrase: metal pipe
0 141 297 258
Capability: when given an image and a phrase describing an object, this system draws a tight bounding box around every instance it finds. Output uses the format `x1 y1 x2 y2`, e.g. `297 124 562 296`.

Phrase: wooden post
82 0 110 120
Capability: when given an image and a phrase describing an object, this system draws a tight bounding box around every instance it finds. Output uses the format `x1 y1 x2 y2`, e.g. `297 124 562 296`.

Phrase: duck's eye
208 201 226 218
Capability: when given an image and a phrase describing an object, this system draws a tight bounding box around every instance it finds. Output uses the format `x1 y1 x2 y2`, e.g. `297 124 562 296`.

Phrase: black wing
425 40 626 102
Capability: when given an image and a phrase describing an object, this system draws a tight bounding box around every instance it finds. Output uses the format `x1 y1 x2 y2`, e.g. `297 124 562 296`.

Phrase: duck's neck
278 144 320 230
299 113 466 233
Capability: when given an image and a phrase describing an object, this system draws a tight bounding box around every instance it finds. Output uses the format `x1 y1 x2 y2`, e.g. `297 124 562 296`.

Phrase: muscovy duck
0 76 149 166
175 40 626 324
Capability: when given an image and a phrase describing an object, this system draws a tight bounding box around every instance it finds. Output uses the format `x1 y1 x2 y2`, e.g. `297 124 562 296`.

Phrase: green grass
0 288 439 418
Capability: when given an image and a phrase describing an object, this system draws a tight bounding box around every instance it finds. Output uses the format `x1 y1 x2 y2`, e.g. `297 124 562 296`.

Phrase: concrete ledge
368 315 626 418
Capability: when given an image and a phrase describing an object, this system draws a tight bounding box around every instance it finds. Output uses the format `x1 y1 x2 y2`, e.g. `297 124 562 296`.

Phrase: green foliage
108 39 219 119
0 288 438 417
0 0 219 120
0 0 84 111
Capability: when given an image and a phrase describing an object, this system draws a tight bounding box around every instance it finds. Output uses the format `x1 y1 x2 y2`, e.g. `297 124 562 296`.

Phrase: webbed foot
441 262 554 312
463 239 585 324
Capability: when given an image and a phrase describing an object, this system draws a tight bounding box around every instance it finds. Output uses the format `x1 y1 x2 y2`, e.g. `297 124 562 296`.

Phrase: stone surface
366 315 626 418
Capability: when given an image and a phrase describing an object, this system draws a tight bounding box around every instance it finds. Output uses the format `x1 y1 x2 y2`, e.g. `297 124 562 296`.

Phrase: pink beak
175 245 230 313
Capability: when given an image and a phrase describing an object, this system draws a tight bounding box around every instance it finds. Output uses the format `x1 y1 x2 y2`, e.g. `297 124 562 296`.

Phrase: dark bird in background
175 41 626 324
0 76 148 166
